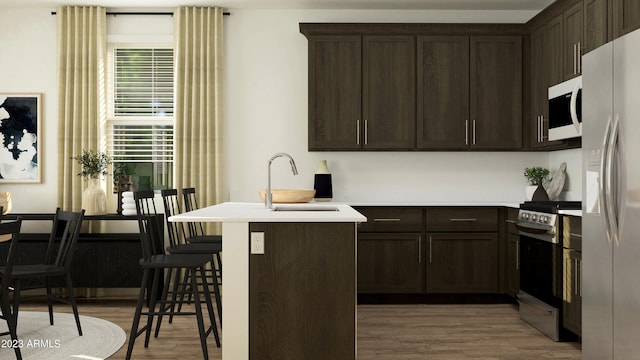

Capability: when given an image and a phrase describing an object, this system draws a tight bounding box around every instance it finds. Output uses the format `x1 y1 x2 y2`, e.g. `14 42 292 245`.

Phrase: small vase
525 186 538 201
83 178 107 215
532 182 550 202
313 160 333 202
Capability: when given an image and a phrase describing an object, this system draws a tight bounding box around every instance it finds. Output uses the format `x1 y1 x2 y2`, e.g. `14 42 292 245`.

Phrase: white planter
82 178 107 215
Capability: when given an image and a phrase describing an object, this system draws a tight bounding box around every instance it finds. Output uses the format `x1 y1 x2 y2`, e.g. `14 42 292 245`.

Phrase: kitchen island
169 202 366 360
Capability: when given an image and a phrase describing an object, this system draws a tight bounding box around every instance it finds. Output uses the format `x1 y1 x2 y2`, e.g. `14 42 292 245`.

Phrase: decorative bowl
258 189 316 203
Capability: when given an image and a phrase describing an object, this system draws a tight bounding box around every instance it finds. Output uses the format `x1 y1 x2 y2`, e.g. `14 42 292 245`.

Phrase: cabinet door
416 36 469 149
308 36 361 150
613 0 640 38
563 249 582 336
584 0 610 54
426 232 498 293
363 36 416 149
547 14 565 87
530 26 549 149
507 233 520 297
564 2 584 79
531 24 569 149
357 233 424 293
469 36 522 150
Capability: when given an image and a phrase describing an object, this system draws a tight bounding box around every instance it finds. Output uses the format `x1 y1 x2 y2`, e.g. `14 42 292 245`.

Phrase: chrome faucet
266 152 298 209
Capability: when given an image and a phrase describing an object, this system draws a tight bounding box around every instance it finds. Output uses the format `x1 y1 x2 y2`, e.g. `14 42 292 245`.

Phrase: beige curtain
174 7 224 214
56 6 107 211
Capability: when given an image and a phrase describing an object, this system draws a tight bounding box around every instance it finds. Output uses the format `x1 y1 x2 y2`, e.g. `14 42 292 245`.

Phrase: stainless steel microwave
548 76 582 141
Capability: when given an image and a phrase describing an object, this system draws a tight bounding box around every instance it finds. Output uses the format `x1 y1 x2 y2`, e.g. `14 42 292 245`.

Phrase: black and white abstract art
0 93 41 183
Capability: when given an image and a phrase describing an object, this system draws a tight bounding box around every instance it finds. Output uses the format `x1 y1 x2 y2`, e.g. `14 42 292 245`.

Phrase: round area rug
0 311 126 359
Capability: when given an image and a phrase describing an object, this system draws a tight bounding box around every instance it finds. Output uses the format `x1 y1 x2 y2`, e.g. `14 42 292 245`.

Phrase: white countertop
169 202 367 223
344 200 521 208
559 209 582 217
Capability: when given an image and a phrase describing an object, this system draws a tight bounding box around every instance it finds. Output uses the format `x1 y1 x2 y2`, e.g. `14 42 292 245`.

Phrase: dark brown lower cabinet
426 232 498 293
357 232 424 293
506 233 520 297
249 222 356 360
563 248 582 336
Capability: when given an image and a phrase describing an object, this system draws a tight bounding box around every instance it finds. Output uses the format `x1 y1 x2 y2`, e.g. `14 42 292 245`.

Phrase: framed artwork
0 93 42 183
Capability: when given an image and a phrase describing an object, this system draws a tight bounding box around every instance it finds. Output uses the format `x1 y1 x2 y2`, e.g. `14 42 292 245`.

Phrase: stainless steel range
516 201 580 341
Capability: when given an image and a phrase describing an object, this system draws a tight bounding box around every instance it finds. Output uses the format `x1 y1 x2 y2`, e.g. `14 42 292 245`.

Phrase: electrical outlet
251 232 265 255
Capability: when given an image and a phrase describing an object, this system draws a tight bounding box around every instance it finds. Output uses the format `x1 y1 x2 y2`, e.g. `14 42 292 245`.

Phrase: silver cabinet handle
418 236 422 264
465 120 469 146
373 218 401 222
578 258 582 297
578 41 582 73
450 218 477 222
472 120 476 145
356 119 360 145
364 119 368 145
537 116 541 143
569 233 582 238
573 43 578 74
574 257 578 296
516 239 520 270
505 219 517 224
429 236 433 264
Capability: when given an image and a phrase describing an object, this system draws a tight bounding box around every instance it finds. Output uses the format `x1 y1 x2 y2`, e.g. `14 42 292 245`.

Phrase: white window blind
110 125 173 163
113 48 174 117
107 45 175 190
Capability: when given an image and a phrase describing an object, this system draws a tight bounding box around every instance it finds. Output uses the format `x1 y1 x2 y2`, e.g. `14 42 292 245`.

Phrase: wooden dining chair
182 187 222 286
160 189 222 325
126 190 220 360
9 208 85 336
0 219 23 360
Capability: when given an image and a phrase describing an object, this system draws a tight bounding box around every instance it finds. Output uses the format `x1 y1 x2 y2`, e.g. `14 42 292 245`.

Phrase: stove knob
531 214 538 221
539 215 547 223
521 213 529 220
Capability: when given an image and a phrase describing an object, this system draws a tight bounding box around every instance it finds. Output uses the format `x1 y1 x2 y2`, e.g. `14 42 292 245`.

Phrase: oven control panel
519 210 557 226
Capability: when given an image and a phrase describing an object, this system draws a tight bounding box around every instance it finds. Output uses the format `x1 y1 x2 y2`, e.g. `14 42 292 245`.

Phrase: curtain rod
51 11 231 16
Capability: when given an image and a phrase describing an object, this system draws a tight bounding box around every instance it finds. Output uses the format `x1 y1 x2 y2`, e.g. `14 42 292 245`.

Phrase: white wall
223 9 550 203
0 6 580 221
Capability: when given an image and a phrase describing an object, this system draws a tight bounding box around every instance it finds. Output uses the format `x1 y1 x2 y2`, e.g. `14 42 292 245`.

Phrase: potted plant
524 166 550 201
72 150 111 215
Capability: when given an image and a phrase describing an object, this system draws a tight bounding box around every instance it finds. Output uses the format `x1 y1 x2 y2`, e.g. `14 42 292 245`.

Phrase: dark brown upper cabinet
530 19 571 149
417 35 522 150
301 23 524 152
362 36 416 150
306 34 415 151
307 36 362 150
613 0 640 38
584 0 610 54
470 36 523 150
564 2 584 79
417 36 470 149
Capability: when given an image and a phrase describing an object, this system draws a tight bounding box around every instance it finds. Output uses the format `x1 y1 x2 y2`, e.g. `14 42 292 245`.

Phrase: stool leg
144 268 163 347
200 265 221 347
126 269 150 360
191 266 209 360
154 266 175 338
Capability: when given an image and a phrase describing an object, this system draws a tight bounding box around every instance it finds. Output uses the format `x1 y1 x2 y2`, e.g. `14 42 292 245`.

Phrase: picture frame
0 93 42 183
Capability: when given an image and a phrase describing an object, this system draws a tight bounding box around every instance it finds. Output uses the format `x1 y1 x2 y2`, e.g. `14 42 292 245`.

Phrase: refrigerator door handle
607 114 620 246
600 116 613 245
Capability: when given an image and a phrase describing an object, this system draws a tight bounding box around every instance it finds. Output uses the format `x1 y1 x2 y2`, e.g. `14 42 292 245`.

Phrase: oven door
519 233 563 308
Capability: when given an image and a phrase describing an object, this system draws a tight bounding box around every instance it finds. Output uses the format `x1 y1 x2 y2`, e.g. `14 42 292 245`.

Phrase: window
107 45 174 191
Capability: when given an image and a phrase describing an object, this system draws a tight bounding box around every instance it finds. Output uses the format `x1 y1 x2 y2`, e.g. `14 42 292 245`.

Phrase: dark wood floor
19 300 582 359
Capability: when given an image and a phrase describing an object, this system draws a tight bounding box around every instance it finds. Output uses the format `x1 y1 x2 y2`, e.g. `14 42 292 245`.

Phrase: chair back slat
182 187 207 237
0 219 22 291
45 208 85 270
160 189 189 248
134 190 164 259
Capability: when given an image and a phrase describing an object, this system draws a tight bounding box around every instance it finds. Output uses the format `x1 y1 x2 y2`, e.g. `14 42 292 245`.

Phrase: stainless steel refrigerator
583 28 640 360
